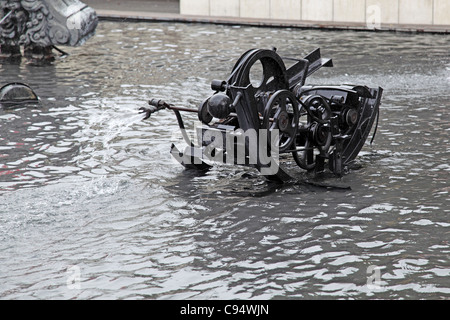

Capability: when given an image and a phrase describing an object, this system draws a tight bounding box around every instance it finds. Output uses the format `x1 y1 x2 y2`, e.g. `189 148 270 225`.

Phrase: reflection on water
0 22 449 299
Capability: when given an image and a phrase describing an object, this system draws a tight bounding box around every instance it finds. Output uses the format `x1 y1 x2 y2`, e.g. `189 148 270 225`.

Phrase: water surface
0 22 449 299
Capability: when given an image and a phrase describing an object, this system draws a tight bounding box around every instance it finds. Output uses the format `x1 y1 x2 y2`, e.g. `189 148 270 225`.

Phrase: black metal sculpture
0 0 98 62
0 82 39 107
141 48 383 182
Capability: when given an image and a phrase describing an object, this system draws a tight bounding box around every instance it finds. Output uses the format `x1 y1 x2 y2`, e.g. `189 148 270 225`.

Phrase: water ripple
1 22 449 299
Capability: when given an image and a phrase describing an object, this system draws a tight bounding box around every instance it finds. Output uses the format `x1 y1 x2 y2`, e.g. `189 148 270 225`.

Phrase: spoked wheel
262 89 299 153
228 49 297 181
293 95 332 170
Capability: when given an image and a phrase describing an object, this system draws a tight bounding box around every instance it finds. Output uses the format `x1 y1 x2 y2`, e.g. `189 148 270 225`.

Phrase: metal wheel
227 49 296 181
293 95 332 170
229 49 289 116
262 89 299 153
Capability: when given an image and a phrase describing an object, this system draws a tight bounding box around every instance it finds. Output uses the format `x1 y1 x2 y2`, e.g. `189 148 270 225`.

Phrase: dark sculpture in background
141 48 383 182
0 82 39 107
0 0 98 62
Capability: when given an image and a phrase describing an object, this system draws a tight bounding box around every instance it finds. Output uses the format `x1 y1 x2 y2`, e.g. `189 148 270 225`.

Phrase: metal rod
167 106 271 121
52 45 69 57
167 105 241 118
0 10 13 25
167 105 198 113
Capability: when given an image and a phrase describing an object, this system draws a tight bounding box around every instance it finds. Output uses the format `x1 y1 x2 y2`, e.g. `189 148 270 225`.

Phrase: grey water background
0 21 449 299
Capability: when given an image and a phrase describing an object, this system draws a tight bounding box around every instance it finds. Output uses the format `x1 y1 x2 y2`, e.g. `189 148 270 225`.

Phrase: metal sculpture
0 0 98 61
140 48 383 182
0 82 39 106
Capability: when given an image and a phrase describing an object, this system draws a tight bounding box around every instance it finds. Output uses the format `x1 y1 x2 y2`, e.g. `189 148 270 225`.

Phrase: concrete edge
94 9 450 34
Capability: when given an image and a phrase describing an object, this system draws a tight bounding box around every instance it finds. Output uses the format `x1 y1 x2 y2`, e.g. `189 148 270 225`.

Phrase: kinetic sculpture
140 48 383 182
0 0 97 61
0 82 39 106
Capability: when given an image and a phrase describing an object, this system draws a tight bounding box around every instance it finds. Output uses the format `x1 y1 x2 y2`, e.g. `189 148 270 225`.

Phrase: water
0 22 449 299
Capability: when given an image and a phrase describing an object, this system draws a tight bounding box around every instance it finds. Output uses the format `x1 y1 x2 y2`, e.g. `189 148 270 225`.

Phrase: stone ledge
94 9 450 34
